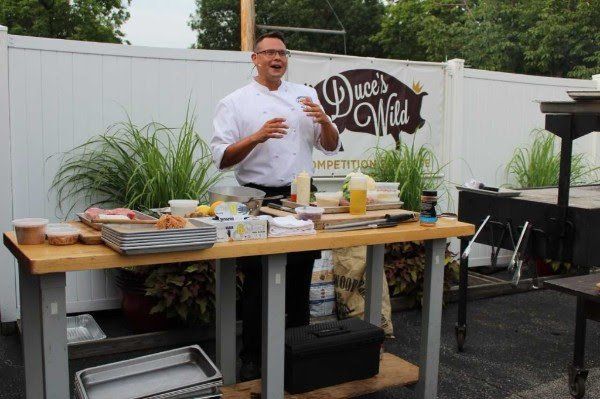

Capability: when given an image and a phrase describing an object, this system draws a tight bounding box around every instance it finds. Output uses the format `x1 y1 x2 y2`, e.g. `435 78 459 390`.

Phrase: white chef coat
211 79 340 187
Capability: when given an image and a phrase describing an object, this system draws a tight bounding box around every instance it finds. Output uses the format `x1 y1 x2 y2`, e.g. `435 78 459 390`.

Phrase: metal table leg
216 258 237 385
262 254 286 399
18 265 68 399
568 297 588 399
416 239 446 399
456 238 468 352
365 244 385 326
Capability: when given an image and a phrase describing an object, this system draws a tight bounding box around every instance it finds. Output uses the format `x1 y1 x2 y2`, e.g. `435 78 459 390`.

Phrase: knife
267 203 296 213
324 213 416 231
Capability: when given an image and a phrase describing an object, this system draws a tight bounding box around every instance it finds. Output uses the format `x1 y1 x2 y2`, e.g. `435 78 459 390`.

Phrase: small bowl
46 224 80 246
13 218 49 245
169 199 199 217
295 206 325 221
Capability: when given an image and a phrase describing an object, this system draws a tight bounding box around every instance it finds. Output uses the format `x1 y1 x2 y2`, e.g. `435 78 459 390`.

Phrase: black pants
239 183 319 363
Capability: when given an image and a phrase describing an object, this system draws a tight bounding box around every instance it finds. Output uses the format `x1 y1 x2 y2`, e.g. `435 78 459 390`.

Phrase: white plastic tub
314 192 342 207
375 182 400 192
168 199 199 217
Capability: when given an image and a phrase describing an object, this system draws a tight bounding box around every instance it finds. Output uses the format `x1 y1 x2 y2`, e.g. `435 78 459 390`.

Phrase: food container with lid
375 182 400 192
295 206 325 221
377 190 400 203
46 223 80 246
168 199 199 217
314 192 342 207
12 218 49 245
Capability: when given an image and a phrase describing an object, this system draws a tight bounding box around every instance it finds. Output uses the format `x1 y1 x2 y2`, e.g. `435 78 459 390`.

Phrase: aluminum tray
75 378 222 399
102 229 216 245
102 238 215 255
75 345 222 399
78 211 157 231
103 220 216 237
67 314 106 344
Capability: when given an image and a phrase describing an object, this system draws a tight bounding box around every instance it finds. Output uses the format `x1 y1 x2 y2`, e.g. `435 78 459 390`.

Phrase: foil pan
67 314 107 344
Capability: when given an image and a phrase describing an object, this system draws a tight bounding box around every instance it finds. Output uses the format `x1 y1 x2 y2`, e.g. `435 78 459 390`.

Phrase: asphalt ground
1 289 598 398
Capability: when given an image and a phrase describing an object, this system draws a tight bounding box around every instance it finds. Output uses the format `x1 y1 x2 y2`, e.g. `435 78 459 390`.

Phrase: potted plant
51 111 223 331
368 139 459 305
506 129 599 276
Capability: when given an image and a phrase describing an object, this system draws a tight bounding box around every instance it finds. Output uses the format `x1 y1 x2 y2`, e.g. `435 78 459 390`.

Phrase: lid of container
12 218 49 228
46 223 80 236
285 318 385 358
168 199 199 206
422 190 437 196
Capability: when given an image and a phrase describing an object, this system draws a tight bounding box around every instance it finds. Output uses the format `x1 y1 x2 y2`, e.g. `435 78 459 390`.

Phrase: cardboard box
193 217 268 242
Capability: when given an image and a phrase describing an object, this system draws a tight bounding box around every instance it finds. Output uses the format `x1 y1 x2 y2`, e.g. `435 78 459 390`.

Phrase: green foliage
144 261 215 324
385 241 459 307
51 111 222 215
0 0 131 43
506 129 599 188
375 0 600 78
189 0 385 57
367 140 444 212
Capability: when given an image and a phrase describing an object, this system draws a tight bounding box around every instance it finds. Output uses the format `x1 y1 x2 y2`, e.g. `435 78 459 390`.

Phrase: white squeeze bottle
296 171 311 205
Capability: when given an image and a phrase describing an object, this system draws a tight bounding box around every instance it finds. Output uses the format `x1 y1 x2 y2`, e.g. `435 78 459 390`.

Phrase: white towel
268 216 316 237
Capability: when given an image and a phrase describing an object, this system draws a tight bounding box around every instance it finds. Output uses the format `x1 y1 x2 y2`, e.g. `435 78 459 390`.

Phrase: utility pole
240 0 255 51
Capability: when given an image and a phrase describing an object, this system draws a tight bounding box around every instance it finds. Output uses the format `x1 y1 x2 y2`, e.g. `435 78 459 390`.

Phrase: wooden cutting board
67 221 103 245
260 207 416 230
281 199 403 214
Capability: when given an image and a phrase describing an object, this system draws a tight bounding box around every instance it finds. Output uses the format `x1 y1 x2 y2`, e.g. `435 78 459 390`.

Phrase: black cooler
284 317 385 393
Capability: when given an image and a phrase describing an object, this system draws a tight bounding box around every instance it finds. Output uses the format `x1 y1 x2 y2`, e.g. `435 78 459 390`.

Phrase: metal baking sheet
78 211 157 231
102 238 215 255
103 220 216 237
67 314 106 344
102 235 216 250
102 229 216 245
456 185 521 197
75 345 222 399
567 90 600 101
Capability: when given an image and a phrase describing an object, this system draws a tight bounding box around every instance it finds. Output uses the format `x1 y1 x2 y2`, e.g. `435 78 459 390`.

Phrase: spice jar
420 190 438 226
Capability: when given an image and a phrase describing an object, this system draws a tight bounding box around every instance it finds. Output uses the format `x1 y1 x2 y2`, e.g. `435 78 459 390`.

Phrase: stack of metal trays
74 345 223 399
101 220 217 255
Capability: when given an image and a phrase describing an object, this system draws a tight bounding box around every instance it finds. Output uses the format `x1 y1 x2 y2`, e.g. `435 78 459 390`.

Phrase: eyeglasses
255 49 291 58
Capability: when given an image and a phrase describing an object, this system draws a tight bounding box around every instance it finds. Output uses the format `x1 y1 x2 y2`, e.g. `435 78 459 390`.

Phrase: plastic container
168 199 199 217
375 182 400 192
367 190 379 203
295 206 325 221
296 171 311 205
46 223 80 246
314 192 342 207
377 190 400 203
349 174 367 215
12 218 49 245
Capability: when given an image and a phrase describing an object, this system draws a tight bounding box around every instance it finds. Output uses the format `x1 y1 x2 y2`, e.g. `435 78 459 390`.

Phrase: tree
375 0 600 78
0 0 131 43
189 0 385 57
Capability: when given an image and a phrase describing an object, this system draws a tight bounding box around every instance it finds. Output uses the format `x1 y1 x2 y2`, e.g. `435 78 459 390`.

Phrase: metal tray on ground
67 314 106 344
78 211 157 231
75 377 222 399
102 238 215 255
74 345 222 399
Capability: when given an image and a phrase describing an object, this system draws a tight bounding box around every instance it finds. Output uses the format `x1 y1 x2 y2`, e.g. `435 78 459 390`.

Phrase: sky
122 0 197 48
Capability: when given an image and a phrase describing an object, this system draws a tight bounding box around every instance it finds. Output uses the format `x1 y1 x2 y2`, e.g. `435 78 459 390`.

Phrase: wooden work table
4 218 474 399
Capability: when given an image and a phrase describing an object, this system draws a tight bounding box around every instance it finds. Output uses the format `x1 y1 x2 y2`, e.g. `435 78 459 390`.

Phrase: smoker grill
456 93 600 398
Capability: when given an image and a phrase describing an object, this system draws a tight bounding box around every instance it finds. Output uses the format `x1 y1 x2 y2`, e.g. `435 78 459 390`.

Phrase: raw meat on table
84 207 136 220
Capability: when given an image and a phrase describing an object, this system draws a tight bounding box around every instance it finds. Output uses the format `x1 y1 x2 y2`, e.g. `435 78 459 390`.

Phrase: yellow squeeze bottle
349 173 367 215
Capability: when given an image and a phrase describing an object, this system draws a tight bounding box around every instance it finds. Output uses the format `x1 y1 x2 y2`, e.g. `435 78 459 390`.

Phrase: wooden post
240 0 255 51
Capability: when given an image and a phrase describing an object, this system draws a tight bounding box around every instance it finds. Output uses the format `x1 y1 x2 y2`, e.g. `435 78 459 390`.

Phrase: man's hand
301 98 331 125
253 118 288 143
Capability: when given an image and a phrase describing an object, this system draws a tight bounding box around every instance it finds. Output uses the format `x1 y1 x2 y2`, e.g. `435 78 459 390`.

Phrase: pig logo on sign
313 69 427 145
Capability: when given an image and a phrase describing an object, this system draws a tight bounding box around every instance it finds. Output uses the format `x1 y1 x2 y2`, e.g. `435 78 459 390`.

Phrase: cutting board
281 199 403 214
260 207 416 230
67 221 103 245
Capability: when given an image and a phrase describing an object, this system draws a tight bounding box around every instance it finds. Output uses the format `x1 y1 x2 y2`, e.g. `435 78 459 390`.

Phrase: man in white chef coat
211 31 340 381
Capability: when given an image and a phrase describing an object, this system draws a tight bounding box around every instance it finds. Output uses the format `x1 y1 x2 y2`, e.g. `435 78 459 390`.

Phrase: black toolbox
284 317 385 394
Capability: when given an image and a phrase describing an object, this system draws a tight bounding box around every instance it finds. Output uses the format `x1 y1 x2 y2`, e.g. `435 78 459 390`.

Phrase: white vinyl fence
0 28 598 323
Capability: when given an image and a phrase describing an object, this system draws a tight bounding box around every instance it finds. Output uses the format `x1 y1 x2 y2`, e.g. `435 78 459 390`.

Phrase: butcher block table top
4 218 474 275
545 273 600 304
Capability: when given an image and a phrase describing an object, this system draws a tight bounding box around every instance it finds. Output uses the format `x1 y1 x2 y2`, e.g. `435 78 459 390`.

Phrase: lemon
209 201 224 216
196 205 211 216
